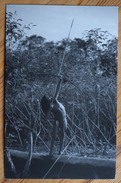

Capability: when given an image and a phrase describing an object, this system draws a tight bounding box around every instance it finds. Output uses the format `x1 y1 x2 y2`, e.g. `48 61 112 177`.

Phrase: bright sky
7 5 118 42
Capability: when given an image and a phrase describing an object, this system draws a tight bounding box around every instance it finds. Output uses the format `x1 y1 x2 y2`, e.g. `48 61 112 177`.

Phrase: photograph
5 5 118 179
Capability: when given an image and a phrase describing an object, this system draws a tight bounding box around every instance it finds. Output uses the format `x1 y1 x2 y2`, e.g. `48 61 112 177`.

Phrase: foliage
5 13 117 157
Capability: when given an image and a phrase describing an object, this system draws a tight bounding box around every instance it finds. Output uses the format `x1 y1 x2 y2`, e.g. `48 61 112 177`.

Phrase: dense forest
5 12 117 177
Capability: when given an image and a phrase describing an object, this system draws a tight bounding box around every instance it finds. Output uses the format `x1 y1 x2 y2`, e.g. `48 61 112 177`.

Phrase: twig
22 131 33 178
43 136 75 178
6 148 16 177
58 156 72 178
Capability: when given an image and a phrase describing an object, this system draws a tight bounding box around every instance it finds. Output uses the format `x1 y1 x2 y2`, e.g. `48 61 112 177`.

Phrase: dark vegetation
5 11 117 178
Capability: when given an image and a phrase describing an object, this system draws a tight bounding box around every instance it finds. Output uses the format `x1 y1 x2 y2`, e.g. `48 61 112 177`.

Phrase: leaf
102 44 107 47
13 24 17 28
8 12 13 15
98 36 102 39
25 26 31 30
17 19 23 21
17 23 22 26
98 41 102 44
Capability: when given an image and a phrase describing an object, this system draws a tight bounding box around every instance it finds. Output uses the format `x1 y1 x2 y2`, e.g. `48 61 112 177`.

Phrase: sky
7 5 118 42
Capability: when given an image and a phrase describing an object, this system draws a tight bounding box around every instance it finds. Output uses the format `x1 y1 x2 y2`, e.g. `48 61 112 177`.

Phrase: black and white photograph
5 5 118 179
